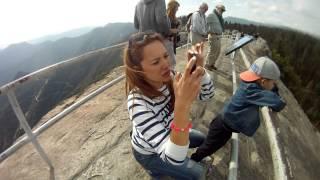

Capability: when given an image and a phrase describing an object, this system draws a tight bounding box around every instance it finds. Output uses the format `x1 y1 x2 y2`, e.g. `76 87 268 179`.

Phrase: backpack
186 11 200 33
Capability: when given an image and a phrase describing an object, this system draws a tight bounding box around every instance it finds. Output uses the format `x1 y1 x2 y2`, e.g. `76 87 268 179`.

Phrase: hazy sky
0 0 319 48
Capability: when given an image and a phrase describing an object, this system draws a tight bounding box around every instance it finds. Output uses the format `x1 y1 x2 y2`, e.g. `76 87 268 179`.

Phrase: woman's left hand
187 42 205 67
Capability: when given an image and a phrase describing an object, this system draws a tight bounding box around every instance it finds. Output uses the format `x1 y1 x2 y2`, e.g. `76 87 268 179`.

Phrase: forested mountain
27 27 96 44
0 23 136 86
0 44 127 154
0 23 136 153
225 22 320 130
224 17 262 26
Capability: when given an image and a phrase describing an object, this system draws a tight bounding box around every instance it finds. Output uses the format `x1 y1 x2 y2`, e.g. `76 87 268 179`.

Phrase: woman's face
140 40 171 89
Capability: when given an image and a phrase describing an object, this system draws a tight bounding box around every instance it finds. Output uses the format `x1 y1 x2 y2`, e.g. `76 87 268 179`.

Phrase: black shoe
211 66 217 70
199 156 214 179
205 64 216 71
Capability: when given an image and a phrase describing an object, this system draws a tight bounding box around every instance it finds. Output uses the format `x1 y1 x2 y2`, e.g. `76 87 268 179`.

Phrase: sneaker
204 64 211 70
200 156 214 176
204 64 217 71
211 65 217 70
200 156 213 166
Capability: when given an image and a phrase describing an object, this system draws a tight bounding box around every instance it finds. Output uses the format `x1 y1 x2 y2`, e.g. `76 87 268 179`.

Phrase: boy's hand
271 83 280 96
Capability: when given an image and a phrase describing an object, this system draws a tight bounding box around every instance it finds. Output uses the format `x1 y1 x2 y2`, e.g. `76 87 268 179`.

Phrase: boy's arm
246 90 286 112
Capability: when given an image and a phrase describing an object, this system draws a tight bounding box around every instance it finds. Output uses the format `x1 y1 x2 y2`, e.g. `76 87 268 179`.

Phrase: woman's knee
189 129 206 148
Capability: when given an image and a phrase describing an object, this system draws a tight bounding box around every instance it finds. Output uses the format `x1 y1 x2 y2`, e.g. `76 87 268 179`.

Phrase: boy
191 56 286 162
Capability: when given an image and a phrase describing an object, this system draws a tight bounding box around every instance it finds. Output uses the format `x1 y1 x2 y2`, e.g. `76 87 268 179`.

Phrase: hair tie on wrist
170 122 192 132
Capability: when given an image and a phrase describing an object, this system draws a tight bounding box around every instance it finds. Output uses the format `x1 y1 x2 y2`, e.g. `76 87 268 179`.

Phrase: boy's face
260 78 275 90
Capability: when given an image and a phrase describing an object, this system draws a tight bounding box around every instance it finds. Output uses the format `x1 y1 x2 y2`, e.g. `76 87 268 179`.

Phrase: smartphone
190 53 197 73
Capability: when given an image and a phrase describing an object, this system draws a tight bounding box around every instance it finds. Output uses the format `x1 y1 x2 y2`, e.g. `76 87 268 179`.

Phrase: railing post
6 89 54 169
228 47 239 180
0 75 126 162
261 107 288 180
187 32 191 50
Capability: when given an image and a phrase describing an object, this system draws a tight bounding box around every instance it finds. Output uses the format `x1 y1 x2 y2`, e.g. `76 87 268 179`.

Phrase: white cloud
0 0 319 48
230 0 320 37
0 0 139 47
269 5 278 12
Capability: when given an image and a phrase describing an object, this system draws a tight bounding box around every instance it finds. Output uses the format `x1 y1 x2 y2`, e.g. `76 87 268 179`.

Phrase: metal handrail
0 75 124 162
0 42 127 95
228 34 240 180
261 107 288 180
239 48 287 180
0 42 127 167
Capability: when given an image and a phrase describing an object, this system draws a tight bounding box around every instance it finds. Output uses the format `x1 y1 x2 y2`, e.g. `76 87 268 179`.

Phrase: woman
124 31 215 179
167 0 181 54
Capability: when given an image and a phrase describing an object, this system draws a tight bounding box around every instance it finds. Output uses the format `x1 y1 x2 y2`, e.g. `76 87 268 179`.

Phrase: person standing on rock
134 0 178 69
124 31 215 179
167 0 180 54
191 56 286 162
189 2 208 46
204 3 226 71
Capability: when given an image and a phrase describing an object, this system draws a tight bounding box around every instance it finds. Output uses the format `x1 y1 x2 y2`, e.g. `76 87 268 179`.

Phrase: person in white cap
204 3 226 71
191 56 287 162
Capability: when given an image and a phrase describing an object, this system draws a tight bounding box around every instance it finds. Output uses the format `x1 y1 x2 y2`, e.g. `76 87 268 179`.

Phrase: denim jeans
132 129 206 180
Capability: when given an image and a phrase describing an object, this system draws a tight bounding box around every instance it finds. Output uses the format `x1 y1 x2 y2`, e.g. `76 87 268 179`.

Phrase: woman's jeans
132 129 206 180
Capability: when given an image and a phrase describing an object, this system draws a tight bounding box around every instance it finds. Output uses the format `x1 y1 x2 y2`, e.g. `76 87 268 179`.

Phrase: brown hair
167 0 180 22
123 31 175 109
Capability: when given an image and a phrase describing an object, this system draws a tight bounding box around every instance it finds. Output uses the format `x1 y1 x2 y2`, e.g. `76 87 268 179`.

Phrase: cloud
268 5 278 12
235 0 320 37
180 0 319 38
1 0 319 47
0 0 140 47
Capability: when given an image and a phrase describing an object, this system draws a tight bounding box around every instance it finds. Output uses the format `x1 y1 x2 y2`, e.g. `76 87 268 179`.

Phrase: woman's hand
170 43 205 146
173 58 205 111
188 42 205 67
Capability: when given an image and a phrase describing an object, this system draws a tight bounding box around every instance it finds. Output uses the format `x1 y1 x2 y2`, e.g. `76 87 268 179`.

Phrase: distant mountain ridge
224 16 320 39
0 23 136 86
27 27 96 44
0 22 136 153
0 41 127 154
224 16 263 26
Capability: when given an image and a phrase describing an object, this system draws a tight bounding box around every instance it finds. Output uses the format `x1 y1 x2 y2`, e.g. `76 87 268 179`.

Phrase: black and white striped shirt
127 72 214 166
